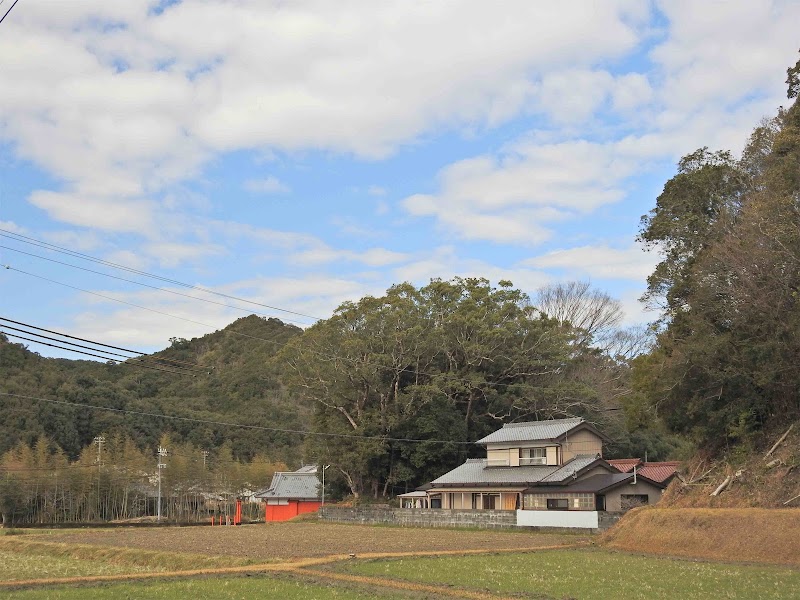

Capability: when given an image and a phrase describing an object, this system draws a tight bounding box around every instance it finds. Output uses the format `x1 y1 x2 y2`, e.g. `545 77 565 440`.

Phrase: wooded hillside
0 315 307 463
633 55 800 453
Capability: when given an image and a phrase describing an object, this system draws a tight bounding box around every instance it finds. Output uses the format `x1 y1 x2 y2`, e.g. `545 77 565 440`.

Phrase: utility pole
94 436 105 520
321 464 331 508
202 450 209 469
157 446 167 522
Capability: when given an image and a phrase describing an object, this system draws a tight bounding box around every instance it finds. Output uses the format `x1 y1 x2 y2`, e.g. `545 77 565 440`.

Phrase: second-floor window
519 447 547 465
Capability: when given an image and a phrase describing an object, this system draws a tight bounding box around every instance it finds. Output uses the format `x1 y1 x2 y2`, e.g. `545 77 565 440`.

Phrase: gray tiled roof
430 459 559 487
254 471 320 500
529 473 666 494
555 473 639 493
430 454 606 488
475 417 585 445
539 454 602 482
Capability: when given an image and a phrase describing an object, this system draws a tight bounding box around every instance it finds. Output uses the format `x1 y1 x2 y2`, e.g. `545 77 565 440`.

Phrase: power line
0 391 475 445
1 331 194 376
0 245 313 327
2 328 206 376
0 317 210 372
4 264 552 392
0 0 20 25
0 316 205 366
3 264 306 367
0 230 321 321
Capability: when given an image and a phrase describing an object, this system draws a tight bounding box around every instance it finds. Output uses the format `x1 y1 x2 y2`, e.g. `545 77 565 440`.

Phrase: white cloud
291 246 410 268
375 200 390 216
41 229 103 252
68 273 386 348
244 176 290 194
391 246 551 293
651 0 800 113
611 73 654 112
402 139 640 244
143 242 226 269
367 185 387 196
28 192 156 234
524 244 659 281
0 2 645 234
0 220 27 235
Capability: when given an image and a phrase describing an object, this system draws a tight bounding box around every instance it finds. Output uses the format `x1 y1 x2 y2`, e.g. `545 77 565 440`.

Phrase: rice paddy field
1 518 798 599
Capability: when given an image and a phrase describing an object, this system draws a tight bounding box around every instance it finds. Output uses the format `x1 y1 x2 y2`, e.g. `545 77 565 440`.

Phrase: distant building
254 465 321 522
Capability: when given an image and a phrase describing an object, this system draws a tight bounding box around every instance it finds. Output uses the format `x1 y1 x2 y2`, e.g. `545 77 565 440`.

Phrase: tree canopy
279 277 661 498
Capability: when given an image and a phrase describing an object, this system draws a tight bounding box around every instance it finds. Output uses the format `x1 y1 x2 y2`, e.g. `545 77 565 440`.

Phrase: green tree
279 278 587 499
638 147 746 315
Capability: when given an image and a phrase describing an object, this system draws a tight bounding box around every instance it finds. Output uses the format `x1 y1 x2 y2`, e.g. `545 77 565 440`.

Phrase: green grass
0 538 253 573
3 575 411 600
343 549 800 600
0 550 160 581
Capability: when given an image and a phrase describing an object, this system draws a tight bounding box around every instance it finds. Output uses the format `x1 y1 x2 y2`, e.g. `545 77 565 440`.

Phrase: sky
0 0 798 357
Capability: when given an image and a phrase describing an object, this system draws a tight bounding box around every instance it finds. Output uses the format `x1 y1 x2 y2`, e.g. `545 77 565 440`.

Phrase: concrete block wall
319 506 517 529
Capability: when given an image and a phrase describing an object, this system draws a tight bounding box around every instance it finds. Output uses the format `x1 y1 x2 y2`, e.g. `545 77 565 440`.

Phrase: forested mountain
1 315 307 464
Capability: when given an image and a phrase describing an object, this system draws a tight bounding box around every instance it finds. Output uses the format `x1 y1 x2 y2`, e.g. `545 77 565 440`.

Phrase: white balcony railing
487 459 510 467
519 457 547 466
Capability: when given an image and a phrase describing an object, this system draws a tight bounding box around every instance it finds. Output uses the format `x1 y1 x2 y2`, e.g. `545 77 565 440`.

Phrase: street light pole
321 464 331 507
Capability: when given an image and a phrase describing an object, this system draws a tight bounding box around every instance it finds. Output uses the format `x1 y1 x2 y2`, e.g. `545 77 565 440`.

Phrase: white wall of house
603 479 663 511
516 509 599 529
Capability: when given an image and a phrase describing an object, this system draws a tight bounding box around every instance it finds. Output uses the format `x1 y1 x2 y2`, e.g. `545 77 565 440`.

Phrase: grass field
2 521 798 599
2 575 413 600
0 550 160 582
341 549 800 600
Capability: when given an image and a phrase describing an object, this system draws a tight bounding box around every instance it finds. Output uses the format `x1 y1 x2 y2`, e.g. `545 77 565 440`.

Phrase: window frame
519 447 547 465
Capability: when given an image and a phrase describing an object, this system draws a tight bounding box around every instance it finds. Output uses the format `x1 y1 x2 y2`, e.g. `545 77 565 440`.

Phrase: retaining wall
320 506 622 532
319 506 517 529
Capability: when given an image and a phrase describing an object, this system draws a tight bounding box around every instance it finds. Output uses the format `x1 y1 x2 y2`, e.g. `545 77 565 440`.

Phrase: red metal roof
608 459 679 483
607 458 641 473
638 462 680 483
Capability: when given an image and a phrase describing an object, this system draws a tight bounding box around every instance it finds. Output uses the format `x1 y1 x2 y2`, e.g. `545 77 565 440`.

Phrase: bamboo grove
0 435 285 526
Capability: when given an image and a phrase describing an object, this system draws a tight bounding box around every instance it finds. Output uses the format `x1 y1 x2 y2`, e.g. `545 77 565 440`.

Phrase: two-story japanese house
425 417 668 513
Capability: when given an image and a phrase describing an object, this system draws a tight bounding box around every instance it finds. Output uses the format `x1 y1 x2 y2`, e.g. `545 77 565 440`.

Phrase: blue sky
1 1 798 356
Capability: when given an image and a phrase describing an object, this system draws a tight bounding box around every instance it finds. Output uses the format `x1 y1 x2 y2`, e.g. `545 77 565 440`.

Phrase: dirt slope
601 507 800 567
662 422 800 508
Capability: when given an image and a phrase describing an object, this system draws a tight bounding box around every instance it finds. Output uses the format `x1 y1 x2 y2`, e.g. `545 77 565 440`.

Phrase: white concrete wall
516 510 599 529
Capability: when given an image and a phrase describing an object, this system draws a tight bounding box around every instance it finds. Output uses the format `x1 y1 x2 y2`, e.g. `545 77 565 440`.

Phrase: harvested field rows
43 522 583 561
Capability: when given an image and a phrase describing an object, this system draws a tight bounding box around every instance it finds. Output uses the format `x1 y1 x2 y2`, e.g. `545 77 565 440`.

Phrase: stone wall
320 506 621 531
319 506 517 529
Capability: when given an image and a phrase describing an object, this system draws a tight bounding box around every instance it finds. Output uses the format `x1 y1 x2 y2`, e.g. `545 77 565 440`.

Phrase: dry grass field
601 507 800 567
2 518 799 599
39 522 583 561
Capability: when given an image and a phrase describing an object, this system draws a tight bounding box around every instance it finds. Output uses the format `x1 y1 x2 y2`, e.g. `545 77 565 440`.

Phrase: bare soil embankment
601 507 800 567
